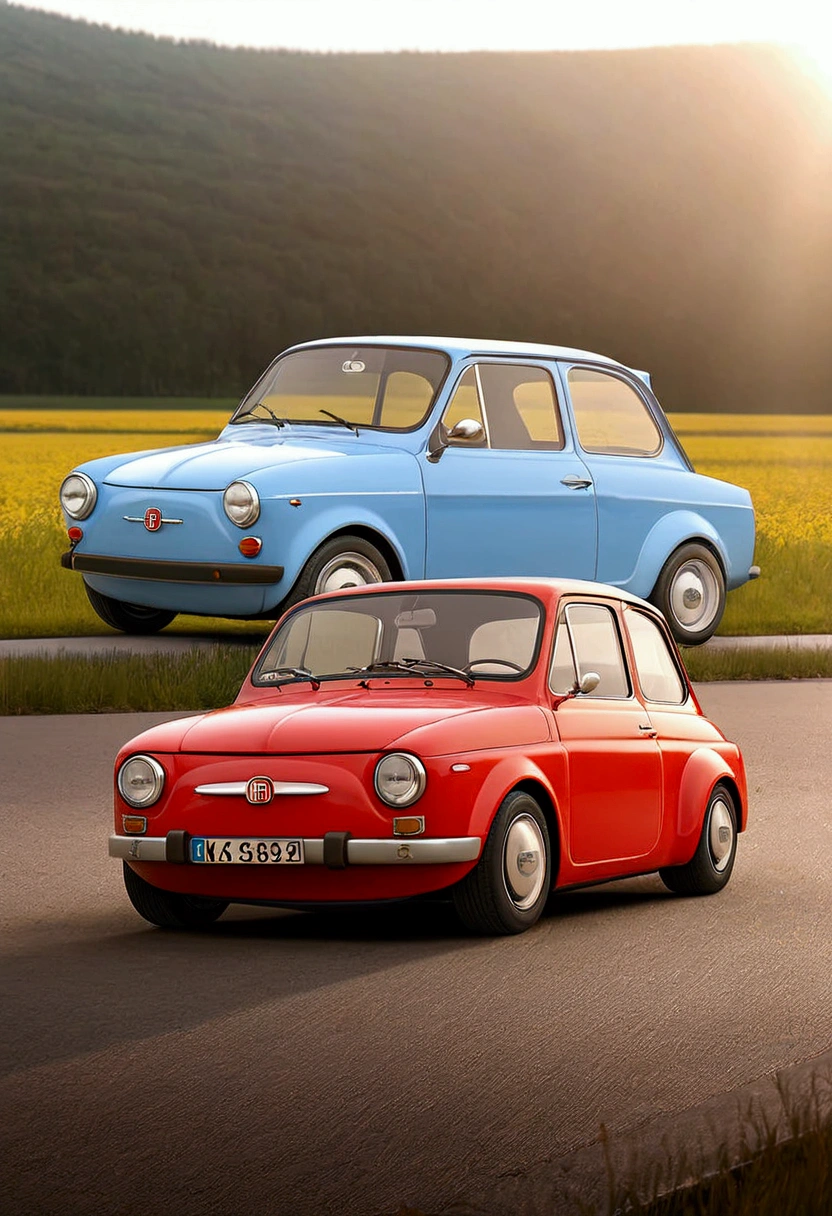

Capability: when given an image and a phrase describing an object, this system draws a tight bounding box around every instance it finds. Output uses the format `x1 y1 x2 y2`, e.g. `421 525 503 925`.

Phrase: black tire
649 542 726 646
123 862 228 929
660 783 738 896
453 790 552 935
85 584 177 634
282 534 394 611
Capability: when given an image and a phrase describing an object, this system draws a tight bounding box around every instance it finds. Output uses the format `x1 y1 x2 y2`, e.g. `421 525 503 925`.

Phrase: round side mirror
579 671 601 694
447 418 484 442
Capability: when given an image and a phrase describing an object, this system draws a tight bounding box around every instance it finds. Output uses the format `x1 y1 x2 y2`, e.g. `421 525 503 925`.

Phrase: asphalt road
2 682 831 1216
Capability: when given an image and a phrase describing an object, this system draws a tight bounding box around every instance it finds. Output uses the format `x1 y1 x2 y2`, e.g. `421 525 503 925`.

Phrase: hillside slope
2 5 831 409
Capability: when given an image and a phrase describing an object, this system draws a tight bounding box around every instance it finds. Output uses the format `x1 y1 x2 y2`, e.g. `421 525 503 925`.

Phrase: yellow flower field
1 408 830 637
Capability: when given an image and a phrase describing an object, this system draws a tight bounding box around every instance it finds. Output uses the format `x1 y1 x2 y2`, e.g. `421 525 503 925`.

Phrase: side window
479 364 564 450
549 622 577 693
442 367 486 441
627 611 686 704
564 603 630 697
567 368 662 456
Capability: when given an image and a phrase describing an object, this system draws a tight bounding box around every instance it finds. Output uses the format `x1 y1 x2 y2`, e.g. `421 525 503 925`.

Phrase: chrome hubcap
314 552 383 595
708 797 735 872
503 814 546 910
669 559 720 631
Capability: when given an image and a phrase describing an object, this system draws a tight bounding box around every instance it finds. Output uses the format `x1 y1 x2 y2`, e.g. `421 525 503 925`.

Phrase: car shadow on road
1 898 479 1078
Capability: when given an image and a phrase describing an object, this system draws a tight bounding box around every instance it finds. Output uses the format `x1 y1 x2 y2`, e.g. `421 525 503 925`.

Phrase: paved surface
1 683 831 1216
1 632 831 658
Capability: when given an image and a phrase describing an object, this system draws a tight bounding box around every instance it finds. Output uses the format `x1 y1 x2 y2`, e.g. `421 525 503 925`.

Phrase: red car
111 578 748 935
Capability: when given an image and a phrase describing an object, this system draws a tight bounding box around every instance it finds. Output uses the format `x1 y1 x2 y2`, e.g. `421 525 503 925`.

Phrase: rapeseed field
1 407 829 638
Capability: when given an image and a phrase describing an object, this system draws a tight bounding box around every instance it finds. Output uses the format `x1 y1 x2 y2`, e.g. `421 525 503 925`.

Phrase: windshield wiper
349 659 475 686
319 409 359 436
259 666 320 690
235 402 287 427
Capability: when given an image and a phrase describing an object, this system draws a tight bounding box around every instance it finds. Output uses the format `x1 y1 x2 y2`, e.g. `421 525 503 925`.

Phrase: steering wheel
463 658 525 673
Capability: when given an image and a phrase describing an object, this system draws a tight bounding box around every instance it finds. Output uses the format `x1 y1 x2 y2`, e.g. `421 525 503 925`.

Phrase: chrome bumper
110 833 481 866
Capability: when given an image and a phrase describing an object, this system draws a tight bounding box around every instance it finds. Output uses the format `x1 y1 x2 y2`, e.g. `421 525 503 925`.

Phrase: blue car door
557 363 685 590
421 360 597 579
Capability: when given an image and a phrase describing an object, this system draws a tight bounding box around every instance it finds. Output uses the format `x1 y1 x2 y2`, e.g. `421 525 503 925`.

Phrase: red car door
550 601 662 866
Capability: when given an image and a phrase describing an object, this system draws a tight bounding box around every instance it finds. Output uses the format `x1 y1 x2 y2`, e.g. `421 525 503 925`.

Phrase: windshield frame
250 588 547 688
229 343 453 435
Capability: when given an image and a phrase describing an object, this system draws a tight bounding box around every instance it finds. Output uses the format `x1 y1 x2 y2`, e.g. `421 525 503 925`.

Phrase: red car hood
122 688 550 758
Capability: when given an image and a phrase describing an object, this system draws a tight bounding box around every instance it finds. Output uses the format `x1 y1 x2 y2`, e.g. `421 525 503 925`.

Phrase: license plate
189 837 304 865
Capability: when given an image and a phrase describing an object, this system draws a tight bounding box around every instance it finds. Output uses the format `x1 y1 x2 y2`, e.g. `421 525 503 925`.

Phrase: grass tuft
0 647 258 715
684 646 832 682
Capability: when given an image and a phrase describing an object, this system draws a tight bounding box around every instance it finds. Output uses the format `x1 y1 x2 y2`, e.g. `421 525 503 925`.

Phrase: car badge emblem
144 507 162 532
246 777 274 804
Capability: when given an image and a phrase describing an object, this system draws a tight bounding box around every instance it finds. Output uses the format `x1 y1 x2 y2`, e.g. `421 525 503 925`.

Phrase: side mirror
553 670 601 708
447 418 484 442
427 418 485 462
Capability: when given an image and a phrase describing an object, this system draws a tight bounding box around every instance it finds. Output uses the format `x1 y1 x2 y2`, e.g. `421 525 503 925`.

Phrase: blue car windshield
253 590 544 684
231 346 450 432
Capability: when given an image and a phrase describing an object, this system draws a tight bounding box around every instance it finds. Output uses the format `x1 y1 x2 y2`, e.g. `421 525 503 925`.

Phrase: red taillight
239 536 262 558
67 526 83 542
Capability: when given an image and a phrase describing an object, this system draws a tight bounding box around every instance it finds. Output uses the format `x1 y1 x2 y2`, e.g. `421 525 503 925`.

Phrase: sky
14 0 832 61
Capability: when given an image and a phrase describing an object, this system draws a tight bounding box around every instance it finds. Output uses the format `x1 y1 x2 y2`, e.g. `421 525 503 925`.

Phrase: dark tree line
2 5 831 411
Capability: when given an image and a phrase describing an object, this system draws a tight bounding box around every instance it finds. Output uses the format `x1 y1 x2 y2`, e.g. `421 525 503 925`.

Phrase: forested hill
2 5 832 410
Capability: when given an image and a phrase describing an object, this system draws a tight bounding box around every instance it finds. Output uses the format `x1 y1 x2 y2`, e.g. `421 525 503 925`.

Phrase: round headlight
374 753 427 808
223 480 260 527
118 755 165 808
60 472 97 520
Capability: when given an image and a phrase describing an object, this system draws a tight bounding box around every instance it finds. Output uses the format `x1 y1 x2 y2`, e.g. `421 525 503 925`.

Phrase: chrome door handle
638 724 657 738
560 475 593 489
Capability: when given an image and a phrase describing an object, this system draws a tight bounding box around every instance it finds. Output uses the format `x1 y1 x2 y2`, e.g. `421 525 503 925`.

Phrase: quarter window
443 364 564 450
567 368 662 456
550 603 630 698
443 368 486 439
627 611 686 703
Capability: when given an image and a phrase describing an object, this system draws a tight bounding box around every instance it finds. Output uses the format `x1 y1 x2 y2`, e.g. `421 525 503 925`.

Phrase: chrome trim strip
110 834 480 865
123 516 183 524
347 837 481 864
109 835 167 861
194 782 329 796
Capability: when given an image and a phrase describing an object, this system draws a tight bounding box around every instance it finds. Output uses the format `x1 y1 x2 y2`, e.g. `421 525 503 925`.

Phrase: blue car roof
286 335 649 380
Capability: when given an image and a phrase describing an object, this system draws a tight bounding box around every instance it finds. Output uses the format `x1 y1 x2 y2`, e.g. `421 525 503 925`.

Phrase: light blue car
59 336 758 644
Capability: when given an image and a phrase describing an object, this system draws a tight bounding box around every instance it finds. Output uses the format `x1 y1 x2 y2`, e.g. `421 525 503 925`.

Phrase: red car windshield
253 590 543 685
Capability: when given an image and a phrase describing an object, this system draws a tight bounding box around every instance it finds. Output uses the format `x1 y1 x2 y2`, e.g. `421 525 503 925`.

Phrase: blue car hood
102 434 394 491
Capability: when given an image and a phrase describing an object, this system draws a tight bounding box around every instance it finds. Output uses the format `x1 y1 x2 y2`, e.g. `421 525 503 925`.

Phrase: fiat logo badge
144 507 162 532
246 777 274 804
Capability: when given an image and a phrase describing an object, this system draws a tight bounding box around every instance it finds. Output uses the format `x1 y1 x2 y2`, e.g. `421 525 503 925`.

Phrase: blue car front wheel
84 584 177 635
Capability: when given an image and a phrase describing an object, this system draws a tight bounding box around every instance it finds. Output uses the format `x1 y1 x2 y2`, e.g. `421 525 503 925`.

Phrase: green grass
684 645 832 682
0 647 259 715
717 536 832 636
2 645 829 715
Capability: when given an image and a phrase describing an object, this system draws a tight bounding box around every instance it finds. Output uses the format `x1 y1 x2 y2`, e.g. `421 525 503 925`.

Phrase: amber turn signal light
122 815 147 834
393 816 425 836
67 526 83 542
239 536 262 558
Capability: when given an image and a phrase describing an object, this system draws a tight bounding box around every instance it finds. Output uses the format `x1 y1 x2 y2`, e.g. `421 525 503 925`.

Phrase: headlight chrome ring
374 753 427 808
60 472 97 520
118 755 166 809
223 480 260 528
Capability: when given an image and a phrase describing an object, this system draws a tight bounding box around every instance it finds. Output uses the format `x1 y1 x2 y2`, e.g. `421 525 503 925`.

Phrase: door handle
560 475 593 489
638 724 657 738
